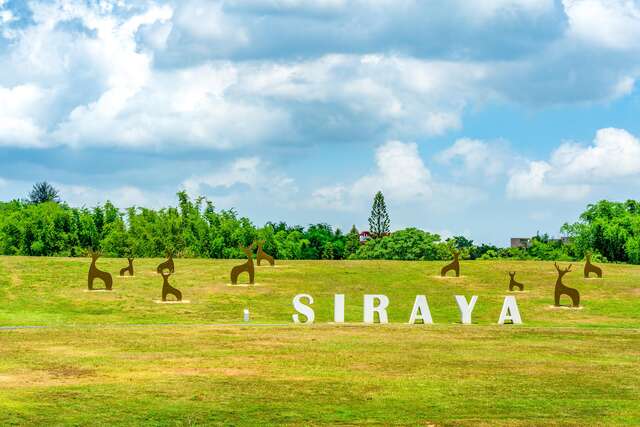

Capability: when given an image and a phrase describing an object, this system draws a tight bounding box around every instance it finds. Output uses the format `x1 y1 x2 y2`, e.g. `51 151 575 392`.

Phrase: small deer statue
119 258 134 277
440 249 460 277
88 250 113 291
508 271 524 291
156 253 174 274
583 251 602 278
256 240 275 266
554 262 580 307
230 243 256 285
160 269 182 302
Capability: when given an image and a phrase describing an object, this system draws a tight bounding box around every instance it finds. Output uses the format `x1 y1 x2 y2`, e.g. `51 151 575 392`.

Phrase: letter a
408 295 433 324
292 294 315 324
455 295 478 324
497 296 522 325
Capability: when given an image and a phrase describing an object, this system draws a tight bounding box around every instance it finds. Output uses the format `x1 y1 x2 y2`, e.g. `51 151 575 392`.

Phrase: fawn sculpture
583 252 603 278
156 254 174 274
440 250 460 277
554 262 580 307
256 240 275 266
88 251 113 291
160 269 182 301
230 243 256 285
508 272 524 291
119 258 134 276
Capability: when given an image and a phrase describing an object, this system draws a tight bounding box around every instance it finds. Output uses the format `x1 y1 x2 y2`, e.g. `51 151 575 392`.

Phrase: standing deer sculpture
440 249 460 277
256 240 275 266
230 243 256 285
583 252 603 278
554 262 580 307
88 250 113 291
156 254 174 274
508 272 524 291
160 270 182 302
119 258 134 276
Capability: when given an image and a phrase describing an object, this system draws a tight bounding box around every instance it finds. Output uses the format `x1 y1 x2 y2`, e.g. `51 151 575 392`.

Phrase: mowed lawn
0 256 638 425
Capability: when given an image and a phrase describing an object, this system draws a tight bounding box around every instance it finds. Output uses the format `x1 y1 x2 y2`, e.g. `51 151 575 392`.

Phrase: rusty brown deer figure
88 250 113 291
160 270 182 301
554 262 580 307
256 240 275 266
119 258 134 276
230 243 256 285
583 252 602 278
508 272 524 291
156 254 174 274
440 249 460 277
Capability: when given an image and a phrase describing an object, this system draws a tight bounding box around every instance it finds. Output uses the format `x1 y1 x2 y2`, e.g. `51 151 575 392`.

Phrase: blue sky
1 0 640 245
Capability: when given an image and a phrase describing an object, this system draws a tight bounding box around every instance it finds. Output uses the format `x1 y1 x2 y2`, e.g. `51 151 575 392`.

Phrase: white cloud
506 160 590 201
0 84 47 147
436 138 511 177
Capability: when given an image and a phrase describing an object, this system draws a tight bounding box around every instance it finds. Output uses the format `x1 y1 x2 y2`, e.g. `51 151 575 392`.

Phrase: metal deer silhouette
508 271 524 291
554 262 580 307
230 243 256 285
156 254 174 274
256 240 275 266
440 249 460 277
583 252 603 278
160 270 182 301
119 258 134 276
88 250 113 291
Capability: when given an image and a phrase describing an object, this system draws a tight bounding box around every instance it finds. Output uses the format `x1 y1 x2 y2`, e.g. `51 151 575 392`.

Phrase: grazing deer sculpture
508 271 524 291
160 270 182 302
88 250 113 291
256 240 275 266
230 243 256 285
440 249 460 277
554 262 580 307
119 258 134 276
583 252 602 278
156 254 174 274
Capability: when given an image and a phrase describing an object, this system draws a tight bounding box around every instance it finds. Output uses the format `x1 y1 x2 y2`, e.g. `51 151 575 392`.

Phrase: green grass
0 256 638 425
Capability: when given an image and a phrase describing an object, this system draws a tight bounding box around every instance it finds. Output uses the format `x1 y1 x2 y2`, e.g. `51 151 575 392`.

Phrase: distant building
359 231 371 244
510 237 531 249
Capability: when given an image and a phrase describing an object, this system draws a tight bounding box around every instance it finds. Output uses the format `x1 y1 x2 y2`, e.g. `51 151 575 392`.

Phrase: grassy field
0 256 638 425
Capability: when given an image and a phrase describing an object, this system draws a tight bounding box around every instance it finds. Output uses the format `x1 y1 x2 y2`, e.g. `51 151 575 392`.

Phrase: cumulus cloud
436 138 512 178
506 160 590 201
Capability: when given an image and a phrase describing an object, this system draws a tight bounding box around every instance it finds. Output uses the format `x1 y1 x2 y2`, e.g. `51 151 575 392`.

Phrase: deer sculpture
156 254 174 274
230 243 256 285
508 272 524 291
554 262 580 307
88 250 113 291
119 258 134 276
160 269 182 302
440 249 460 277
583 252 603 278
256 240 275 266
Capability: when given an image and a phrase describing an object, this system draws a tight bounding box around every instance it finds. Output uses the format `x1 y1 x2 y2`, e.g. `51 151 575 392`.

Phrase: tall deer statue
156 253 174 274
508 271 524 291
440 249 460 277
119 258 134 276
230 243 256 285
160 270 182 302
583 252 603 278
554 262 580 307
88 250 113 291
256 240 275 266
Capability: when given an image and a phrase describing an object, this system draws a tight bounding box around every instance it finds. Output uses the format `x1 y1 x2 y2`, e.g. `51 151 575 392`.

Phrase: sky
1 0 640 246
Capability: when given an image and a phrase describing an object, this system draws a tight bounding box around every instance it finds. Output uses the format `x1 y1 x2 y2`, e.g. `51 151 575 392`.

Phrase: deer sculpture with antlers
554 262 580 307
508 271 524 291
256 240 275 266
119 258 134 276
156 253 174 274
440 249 460 277
160 269 182 302
583 251 603 278
88 250 113 291
230 243 256 285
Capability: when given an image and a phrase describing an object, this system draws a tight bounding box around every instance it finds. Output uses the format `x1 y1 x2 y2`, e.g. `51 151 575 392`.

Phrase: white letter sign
408 295 433 324
455 295 478 324
334 294 345 323
498 296 522 324
363 294 389 324
292 294 315 324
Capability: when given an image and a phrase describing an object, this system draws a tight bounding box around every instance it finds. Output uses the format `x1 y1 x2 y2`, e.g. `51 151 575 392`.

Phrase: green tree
343 225 359 258
368 191 390 238
28 181 60 204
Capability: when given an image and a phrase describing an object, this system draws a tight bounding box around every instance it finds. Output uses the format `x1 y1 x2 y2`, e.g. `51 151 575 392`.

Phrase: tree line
1 183 639 263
